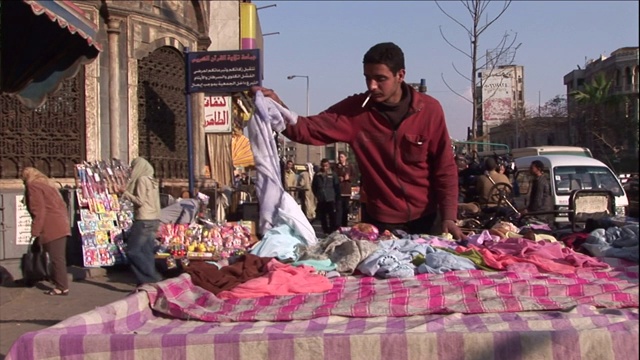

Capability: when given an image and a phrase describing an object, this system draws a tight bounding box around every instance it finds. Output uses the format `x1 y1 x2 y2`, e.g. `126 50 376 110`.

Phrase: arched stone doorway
137 46 188 179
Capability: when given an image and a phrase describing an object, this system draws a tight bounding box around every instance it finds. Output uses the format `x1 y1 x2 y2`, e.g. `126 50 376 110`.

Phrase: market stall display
74 161 133 267
156 221 257 261
6 93 639 360
5 250 638 359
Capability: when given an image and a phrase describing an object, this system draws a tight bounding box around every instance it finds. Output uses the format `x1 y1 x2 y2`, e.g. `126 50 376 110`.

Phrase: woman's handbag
20 237 50 287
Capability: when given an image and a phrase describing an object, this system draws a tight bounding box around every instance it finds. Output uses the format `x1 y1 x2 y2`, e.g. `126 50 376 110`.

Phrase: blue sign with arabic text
186 49 261 93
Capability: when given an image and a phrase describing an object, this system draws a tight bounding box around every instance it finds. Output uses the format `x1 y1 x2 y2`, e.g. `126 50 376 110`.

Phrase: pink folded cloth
471 238 609 274
217 259 333 299
466 230 500 247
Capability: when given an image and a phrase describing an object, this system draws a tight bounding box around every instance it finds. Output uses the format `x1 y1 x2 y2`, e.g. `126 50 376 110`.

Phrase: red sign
203 96 232 133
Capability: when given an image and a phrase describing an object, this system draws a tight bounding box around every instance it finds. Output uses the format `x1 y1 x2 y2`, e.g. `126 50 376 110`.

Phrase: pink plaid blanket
143 265 639 322
8 296 639 360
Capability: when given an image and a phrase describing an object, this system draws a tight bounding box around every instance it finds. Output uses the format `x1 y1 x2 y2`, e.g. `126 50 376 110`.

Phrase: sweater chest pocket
401 134 428 163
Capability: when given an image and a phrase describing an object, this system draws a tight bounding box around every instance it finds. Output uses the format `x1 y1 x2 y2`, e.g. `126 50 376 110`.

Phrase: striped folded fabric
142 260 638 322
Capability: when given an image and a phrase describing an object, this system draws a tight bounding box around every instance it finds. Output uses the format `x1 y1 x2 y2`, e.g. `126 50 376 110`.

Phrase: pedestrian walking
298 162 317 221
335 151 353 227
312 159 339 235
118 157 163 286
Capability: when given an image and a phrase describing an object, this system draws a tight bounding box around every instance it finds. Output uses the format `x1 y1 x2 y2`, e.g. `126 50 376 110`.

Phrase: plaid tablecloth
143 266 638 322
6 258 639 360
7 292 638 360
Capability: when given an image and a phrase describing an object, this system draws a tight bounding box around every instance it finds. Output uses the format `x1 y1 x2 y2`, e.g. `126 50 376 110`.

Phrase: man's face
364 63 405 105
321 162 330 172
286 161 294 170
529 165 539 176
338 153 347 163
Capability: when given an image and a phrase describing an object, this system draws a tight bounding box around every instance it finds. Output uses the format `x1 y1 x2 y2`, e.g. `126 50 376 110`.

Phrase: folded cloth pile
582 224 639 263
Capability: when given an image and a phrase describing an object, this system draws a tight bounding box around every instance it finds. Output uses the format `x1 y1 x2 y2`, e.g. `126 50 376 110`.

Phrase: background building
490 116 570 150
1 0 263 187
0 0 265 278
284 140 326 166
478 65 525 143
563 46 639 171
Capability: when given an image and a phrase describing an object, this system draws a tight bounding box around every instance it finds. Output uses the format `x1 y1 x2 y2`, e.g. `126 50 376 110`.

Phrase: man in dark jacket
523 160 554 224
312 159 340 235
252 42 463 238
335 151 353 227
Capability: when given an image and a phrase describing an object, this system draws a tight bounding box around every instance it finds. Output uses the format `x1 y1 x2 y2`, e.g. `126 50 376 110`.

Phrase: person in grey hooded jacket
119 157 162 285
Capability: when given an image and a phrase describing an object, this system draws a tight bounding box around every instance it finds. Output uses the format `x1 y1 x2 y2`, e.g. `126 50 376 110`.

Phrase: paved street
0 267 137 360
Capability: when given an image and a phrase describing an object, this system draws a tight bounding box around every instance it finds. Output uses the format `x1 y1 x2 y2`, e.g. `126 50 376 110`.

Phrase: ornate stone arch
190 0 207 35
134 37 187 61
190 0 211 50
625 66 633 86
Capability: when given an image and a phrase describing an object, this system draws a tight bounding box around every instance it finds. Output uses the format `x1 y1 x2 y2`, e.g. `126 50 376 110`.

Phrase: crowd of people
280 151 356 235
456 153 554 226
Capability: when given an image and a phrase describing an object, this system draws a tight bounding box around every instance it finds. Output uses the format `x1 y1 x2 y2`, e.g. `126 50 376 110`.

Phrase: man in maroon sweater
253 42 463 239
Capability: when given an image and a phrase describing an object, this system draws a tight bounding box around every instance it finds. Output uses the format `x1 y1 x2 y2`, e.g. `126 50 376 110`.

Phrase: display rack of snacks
75 160 134 268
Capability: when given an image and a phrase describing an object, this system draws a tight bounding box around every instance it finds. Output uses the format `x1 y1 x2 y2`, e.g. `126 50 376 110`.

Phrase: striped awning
24 0 102 51
1 0 102 108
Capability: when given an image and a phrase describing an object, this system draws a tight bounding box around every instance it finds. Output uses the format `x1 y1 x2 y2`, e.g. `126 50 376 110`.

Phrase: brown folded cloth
184 254 273 295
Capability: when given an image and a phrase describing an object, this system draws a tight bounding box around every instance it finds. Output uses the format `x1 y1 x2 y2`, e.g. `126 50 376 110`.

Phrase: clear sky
252 0 639 140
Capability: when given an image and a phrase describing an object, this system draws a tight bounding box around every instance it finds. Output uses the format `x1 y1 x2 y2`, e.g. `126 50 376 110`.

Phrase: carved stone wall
137 46 188 179
0 1 229 189
0 74 86 180
121 0 214 180
84 59 101 162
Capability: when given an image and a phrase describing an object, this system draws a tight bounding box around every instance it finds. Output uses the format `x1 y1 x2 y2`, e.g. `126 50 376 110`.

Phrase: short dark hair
531 160 545 171
484 157 498 171
338 151 347 157
320 158 329 165
286 160 294 165
363 42 405 74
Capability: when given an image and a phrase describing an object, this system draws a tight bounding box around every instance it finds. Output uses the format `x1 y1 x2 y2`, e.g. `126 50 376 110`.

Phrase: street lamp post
287 75 310 163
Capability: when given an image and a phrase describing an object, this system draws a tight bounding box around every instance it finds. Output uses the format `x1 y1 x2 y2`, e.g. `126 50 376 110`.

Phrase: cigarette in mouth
361 93 371 108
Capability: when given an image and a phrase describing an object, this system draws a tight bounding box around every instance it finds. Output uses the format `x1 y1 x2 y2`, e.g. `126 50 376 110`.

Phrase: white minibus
510 146 593 159
513 155 629 224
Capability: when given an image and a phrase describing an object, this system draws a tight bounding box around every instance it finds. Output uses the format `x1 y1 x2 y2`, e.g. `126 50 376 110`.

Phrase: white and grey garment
582 224 639 263
358 239 477 278
247 91 316 246
159 198 199 224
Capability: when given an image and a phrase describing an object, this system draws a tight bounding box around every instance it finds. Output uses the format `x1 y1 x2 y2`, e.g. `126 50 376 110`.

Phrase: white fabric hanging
247 91 317 245
306 162 315 179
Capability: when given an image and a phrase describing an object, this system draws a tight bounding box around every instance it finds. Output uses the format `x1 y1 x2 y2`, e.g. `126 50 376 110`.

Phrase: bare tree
539 95 568 118
436 0 520 142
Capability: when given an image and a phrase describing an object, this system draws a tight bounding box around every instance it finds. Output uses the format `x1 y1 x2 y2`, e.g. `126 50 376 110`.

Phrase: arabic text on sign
192 80 259 89
192 67 256 75
191 54 258 64
15 195 33 245
204 96 227 107
204 112 229 127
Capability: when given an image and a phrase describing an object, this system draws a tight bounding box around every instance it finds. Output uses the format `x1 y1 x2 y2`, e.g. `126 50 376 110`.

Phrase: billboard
481 68 515 123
